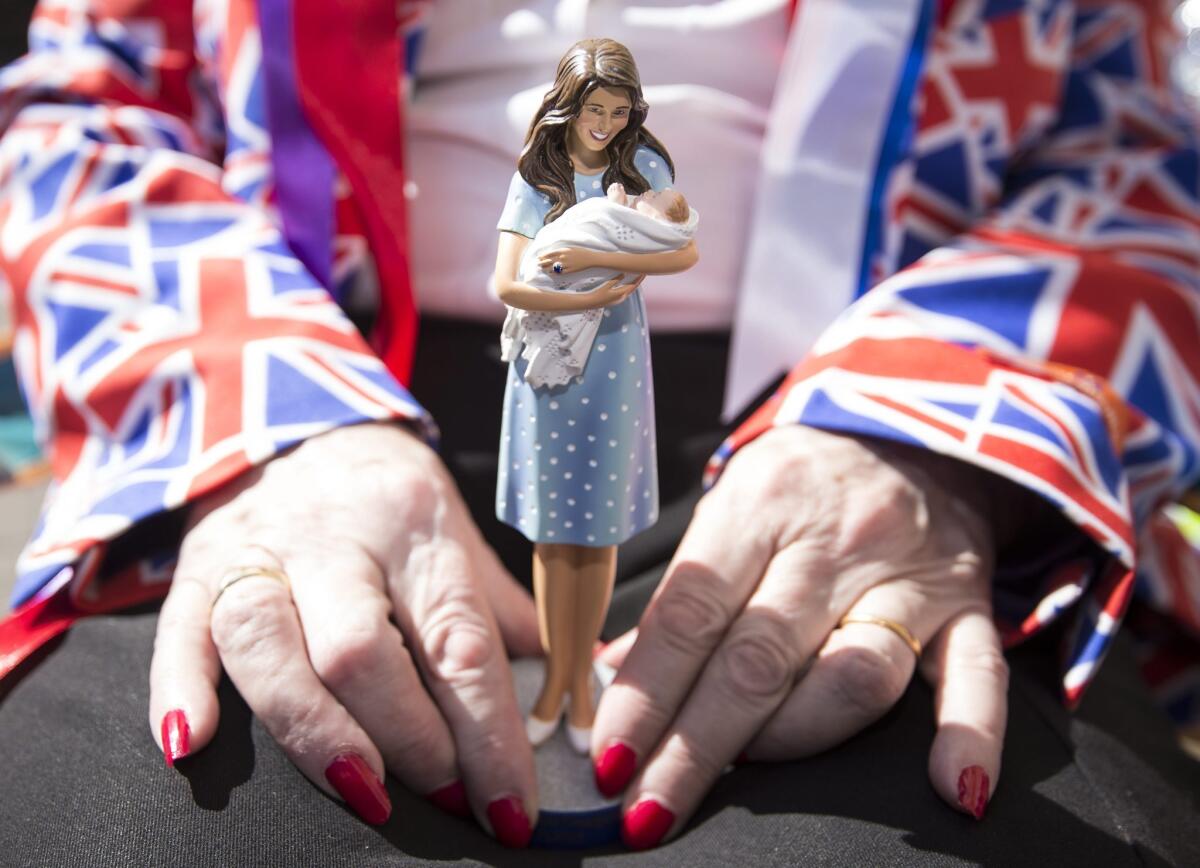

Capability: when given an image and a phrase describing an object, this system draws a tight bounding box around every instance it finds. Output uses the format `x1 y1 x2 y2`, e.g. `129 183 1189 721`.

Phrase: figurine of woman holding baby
493 38 698 752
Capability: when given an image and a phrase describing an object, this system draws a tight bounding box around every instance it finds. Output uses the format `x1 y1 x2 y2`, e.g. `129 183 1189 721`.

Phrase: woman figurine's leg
529 542 575 733
567 544 618 737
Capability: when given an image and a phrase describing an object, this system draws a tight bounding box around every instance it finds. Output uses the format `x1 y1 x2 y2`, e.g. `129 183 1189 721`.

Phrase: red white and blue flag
709 0 1200 709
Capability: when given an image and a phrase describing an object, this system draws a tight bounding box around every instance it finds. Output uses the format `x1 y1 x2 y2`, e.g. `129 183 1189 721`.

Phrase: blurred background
0 0 47 611
1180 0 1200 96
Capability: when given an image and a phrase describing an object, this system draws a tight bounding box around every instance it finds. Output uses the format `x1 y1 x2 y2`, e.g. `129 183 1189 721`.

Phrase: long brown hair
517 38 675 224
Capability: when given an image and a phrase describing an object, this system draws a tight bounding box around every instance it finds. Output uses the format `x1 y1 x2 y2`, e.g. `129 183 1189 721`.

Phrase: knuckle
757 448 810 494
419 593 496 684
178 528 240 570
714 444 814 533
428 622 494 681
839 478 928 556
308 614 392 692
650 577 730 655
719 622 795 701
156 576 210 636
948 642 1010 691
826 645 908 718
294 427 447 508
689 485 778 560
690 487 725 525
366 459 442 504
209 584 291 658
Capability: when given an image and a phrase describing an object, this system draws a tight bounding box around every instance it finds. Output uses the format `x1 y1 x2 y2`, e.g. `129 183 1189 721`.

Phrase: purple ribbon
258 0 336 294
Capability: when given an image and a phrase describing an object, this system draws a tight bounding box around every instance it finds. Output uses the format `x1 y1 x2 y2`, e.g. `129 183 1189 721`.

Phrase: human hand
592 426 1009 848
582 273 646 308
148 422 543 846
538 246 596 275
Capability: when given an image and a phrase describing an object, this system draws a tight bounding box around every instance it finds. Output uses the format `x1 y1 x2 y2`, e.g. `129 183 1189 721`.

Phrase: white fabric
500 197 699 388
405 0 788 329
723 0 925 417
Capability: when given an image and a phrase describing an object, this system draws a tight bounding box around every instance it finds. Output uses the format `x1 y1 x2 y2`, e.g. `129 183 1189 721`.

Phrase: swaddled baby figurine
604 181 691 223
499 184 698 389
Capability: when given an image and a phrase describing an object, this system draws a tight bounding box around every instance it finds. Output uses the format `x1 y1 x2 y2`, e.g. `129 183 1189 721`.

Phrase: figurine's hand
582 273 645 308
592 426 1009 848
538 246 596 275
147 422 543 845
607 182 627 203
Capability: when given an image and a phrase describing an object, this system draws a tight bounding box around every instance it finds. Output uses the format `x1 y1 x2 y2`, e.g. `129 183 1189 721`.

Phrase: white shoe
525 711 561 747
565 721 592 755
526 695 567 747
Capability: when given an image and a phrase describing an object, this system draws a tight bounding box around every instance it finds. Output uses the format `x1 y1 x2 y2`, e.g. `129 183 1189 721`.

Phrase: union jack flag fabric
709 0 1200 711
0 0 433 616
0 0 1198 725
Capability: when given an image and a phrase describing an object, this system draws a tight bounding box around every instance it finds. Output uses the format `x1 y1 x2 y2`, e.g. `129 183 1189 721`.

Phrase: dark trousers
1 319 1198 867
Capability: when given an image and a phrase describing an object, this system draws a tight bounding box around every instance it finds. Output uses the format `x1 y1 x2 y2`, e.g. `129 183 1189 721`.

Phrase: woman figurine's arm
554 240 698 276
495 231 644 311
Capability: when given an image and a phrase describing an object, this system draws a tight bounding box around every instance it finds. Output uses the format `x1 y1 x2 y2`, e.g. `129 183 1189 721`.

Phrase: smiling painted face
569 86 632 163
521 38 672 223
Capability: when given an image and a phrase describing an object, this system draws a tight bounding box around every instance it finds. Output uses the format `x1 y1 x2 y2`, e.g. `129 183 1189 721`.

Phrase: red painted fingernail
161 709 190 768
325 753 391 826
957 765 990 820
621 798 675 850
594 742 637 797
487 795 533 848
427 779 471 818
593 639 608 659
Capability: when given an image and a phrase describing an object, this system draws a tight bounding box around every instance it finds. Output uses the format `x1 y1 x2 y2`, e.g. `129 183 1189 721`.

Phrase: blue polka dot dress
496 146 673 546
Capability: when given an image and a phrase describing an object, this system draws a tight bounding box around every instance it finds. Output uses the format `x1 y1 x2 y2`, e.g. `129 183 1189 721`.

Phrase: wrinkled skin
593 426 1009 839
149 421 1013 843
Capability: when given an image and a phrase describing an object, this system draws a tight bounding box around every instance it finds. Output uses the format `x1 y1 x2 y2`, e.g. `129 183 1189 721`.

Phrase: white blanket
500 197 699 389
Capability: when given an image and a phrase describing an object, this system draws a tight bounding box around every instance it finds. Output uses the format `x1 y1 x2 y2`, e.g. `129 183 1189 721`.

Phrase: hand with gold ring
209 565 290 610
592 426 1047 849
146 423 543 844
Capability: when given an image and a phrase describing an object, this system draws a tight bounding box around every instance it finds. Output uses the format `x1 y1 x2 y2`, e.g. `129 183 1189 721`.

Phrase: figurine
492 38 699 754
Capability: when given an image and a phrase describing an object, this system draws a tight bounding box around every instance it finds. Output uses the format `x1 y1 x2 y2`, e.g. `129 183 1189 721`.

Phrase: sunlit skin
566 86 632 173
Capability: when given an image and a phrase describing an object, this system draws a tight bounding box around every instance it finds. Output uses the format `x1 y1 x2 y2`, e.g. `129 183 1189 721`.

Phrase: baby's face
635 189 689 224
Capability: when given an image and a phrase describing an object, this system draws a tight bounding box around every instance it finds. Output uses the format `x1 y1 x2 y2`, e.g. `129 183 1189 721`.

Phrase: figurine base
510 656 621 849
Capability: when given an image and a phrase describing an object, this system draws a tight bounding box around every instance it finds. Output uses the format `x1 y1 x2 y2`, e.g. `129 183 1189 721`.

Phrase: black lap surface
2 609 1199 866
0 0 36 68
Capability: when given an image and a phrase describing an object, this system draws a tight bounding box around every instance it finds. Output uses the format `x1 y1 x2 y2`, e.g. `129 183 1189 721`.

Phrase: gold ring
211 566 290 610
838 615 922 658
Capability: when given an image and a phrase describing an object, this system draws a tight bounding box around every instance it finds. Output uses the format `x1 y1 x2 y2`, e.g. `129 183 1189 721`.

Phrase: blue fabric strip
258 0 336 295
855 0 935 298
